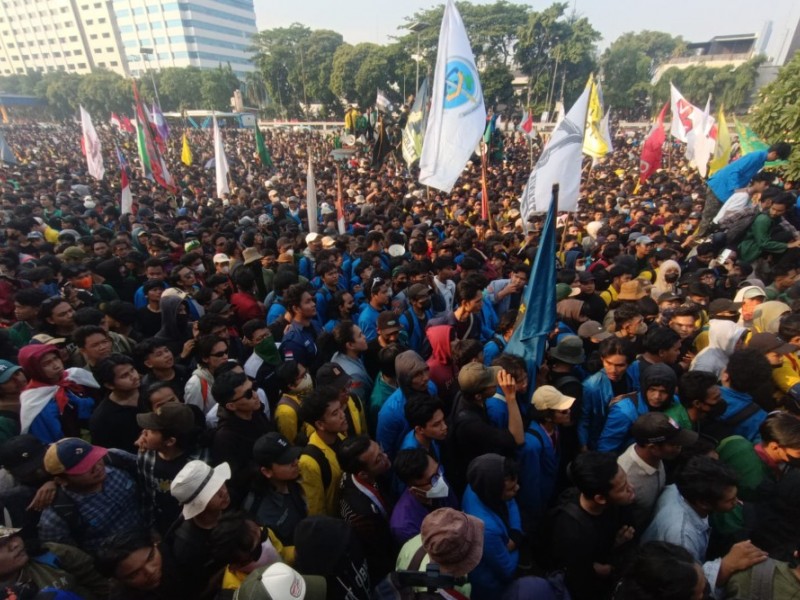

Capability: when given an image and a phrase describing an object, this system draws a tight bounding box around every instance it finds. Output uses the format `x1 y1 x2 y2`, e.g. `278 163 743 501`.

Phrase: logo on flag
444 58 481 113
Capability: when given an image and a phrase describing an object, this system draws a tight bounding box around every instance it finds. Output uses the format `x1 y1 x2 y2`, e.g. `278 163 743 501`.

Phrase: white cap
388 244 406 258
213 253 230 264
305 232 321 244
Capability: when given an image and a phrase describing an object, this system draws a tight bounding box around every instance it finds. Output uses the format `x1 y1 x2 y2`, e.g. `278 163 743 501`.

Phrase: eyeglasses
209 350 228 358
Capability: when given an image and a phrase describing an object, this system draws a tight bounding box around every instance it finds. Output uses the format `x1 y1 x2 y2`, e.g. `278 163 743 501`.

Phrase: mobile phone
718 249 732 264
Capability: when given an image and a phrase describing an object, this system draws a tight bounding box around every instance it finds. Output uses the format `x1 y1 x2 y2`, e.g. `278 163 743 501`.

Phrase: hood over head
641 362 677 394
752 301 790 334
707 319 747 356
18 344 62 383
466 453 511 524
426 325 453 364
157 292 191 341
395 350 428 391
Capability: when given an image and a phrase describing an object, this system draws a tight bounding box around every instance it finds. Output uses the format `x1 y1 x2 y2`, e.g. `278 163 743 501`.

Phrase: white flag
80 106 104 181
376 89 393 113
600 108 614 153
519 84 590 220
419 0 486 193
689 96 716 178
213 115 229 199
307 155 318 234
669 83 700 143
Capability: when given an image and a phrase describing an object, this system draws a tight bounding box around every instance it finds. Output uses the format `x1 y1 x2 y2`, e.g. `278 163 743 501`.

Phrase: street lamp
407 21 427 94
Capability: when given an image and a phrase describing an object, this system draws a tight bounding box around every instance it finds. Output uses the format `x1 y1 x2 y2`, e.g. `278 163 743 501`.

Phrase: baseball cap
30 333 67 346
556 283 580 302
377 311 401 334
321 236 336 250
407 283 430 300
0 360 21 384
305 232 321 245
739 285 767 300
136 402 195 434
578 271 595 283
171 460 231 520
235 563 327 600
387 244 406 258
577 320 613 341
635 235 654 245
0 434 47 479
315 363 351 390
708 298 742 318
657 292 683 304
0 527 21 541
420 508 484 574
62 246 87 261
532 385 575 411
747 332 797 356
630 412 699 447
208 299 233 314
213 253 230 264
44 438 108 476
253 432 302 467
457 363 500 395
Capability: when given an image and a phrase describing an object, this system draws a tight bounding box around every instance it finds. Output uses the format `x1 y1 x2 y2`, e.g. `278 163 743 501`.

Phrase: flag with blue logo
419 0 486 193
505 187 558 380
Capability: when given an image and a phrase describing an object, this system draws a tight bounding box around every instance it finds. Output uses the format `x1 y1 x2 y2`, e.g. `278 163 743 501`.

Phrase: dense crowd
0 114 797 600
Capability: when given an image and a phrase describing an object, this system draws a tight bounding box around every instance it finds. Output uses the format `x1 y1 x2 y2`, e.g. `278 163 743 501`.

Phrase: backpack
402 310 432 360
722 208 759 246
302 445 332 490
371 546 468 600
276 395 310 447
747 557 776 600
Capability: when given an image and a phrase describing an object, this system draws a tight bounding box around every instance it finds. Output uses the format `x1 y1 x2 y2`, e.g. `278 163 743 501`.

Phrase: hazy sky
258 0 800 56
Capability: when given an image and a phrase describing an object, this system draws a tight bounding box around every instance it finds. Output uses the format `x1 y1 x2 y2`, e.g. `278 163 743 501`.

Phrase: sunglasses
233 388 255 403
209 350 228 358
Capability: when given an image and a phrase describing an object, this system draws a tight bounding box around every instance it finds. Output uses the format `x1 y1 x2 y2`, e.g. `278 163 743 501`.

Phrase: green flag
254 125 272 167
733 117 786 167
135 116 153 181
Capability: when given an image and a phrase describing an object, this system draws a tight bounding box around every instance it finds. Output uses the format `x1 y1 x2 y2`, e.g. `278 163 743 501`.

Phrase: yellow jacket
773 353 800 394
600 285 619 306
299 432 343 517
220 528 293 590
346 395 368 438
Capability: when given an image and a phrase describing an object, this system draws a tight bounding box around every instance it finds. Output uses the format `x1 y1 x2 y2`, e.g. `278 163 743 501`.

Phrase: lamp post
407 21 427 94
139 47 160 105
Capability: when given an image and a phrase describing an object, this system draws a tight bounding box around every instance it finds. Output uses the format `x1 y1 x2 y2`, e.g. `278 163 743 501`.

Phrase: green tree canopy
751 52 800 180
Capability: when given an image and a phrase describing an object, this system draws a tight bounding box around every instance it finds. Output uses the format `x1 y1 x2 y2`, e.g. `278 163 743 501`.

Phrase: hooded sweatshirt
650 260 681 300
18 345 97 443
462 454 522 600
154 292 192 357
691 319 746 377
597 363 678 454
752 301 791 334
426 325 457 408
376 350 436 460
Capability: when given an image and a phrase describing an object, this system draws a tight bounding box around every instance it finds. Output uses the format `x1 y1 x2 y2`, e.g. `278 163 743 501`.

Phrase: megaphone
343 134 356 146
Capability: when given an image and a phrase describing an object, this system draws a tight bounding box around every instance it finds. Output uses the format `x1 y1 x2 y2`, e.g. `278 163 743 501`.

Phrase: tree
77 69 130 117
199 64 240 110
514 3 600 109
37 72 82 120
751 52 800 180
601 31 684 111
481 63 515 108
651 57 764 114
156 67 204 112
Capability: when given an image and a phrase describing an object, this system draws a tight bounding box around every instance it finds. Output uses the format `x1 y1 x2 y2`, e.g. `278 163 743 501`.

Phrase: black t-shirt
141 366 190 403
88 398 140 454
149 454 188 534
136 307 163 339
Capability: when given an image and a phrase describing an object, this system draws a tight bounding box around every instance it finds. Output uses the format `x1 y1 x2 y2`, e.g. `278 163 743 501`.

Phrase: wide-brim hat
242 247 264 265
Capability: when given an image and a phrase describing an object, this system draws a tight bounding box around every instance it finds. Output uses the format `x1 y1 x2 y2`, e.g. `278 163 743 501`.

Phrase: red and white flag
639 102 668 184
519 111 533 136
669 83 699 143
80 106 105 181
110 113 122 130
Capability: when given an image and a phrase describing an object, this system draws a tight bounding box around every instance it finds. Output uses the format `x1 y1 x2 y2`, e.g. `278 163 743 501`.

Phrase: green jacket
725 559 800 600
17 542 109 600
738 214 789 263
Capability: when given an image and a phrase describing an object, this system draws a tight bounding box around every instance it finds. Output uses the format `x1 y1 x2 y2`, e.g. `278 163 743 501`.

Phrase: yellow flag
181 132 193 166
708 107 731 176
582 76 609 159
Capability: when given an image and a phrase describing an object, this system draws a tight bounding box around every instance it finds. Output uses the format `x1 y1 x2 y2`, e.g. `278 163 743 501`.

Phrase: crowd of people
0 113 797 600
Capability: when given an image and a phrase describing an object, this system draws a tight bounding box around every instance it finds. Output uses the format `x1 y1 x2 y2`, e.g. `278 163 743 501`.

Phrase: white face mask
293 372 313 395
220 266 230 274
194 264 206 275
575 265 586 272
425 474 450 499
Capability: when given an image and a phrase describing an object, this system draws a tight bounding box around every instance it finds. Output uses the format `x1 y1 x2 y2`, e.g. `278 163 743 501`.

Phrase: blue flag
505 187 558 381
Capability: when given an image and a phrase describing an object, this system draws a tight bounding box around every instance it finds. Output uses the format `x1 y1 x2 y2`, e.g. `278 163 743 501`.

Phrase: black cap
253 432 302 467
0 435 47 479
316 363 351 390
578 271 595 283
630 413 699 447
708 298 742 317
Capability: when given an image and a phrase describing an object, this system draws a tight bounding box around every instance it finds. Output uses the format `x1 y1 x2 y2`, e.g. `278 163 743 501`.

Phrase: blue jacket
483 334 507 366
579 361 640 450
279 321 320 369
266 299 286 325
486 390 529 430
357 304 383 343
376 381 438 460
719 387 767 442
597 395 655 454
462 485 521 599
516 421 559 520
30 391 95 444
708 150 767 202
398 308 433 355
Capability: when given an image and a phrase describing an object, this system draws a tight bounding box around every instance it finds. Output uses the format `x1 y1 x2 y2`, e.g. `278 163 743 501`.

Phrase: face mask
424 474 450 499
293 372 313 395
664 273 679 283
194 264 206 275
705 399 727 420
420 298 432 310
220 266 230 274
575 265 586 272
74 276 93 290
